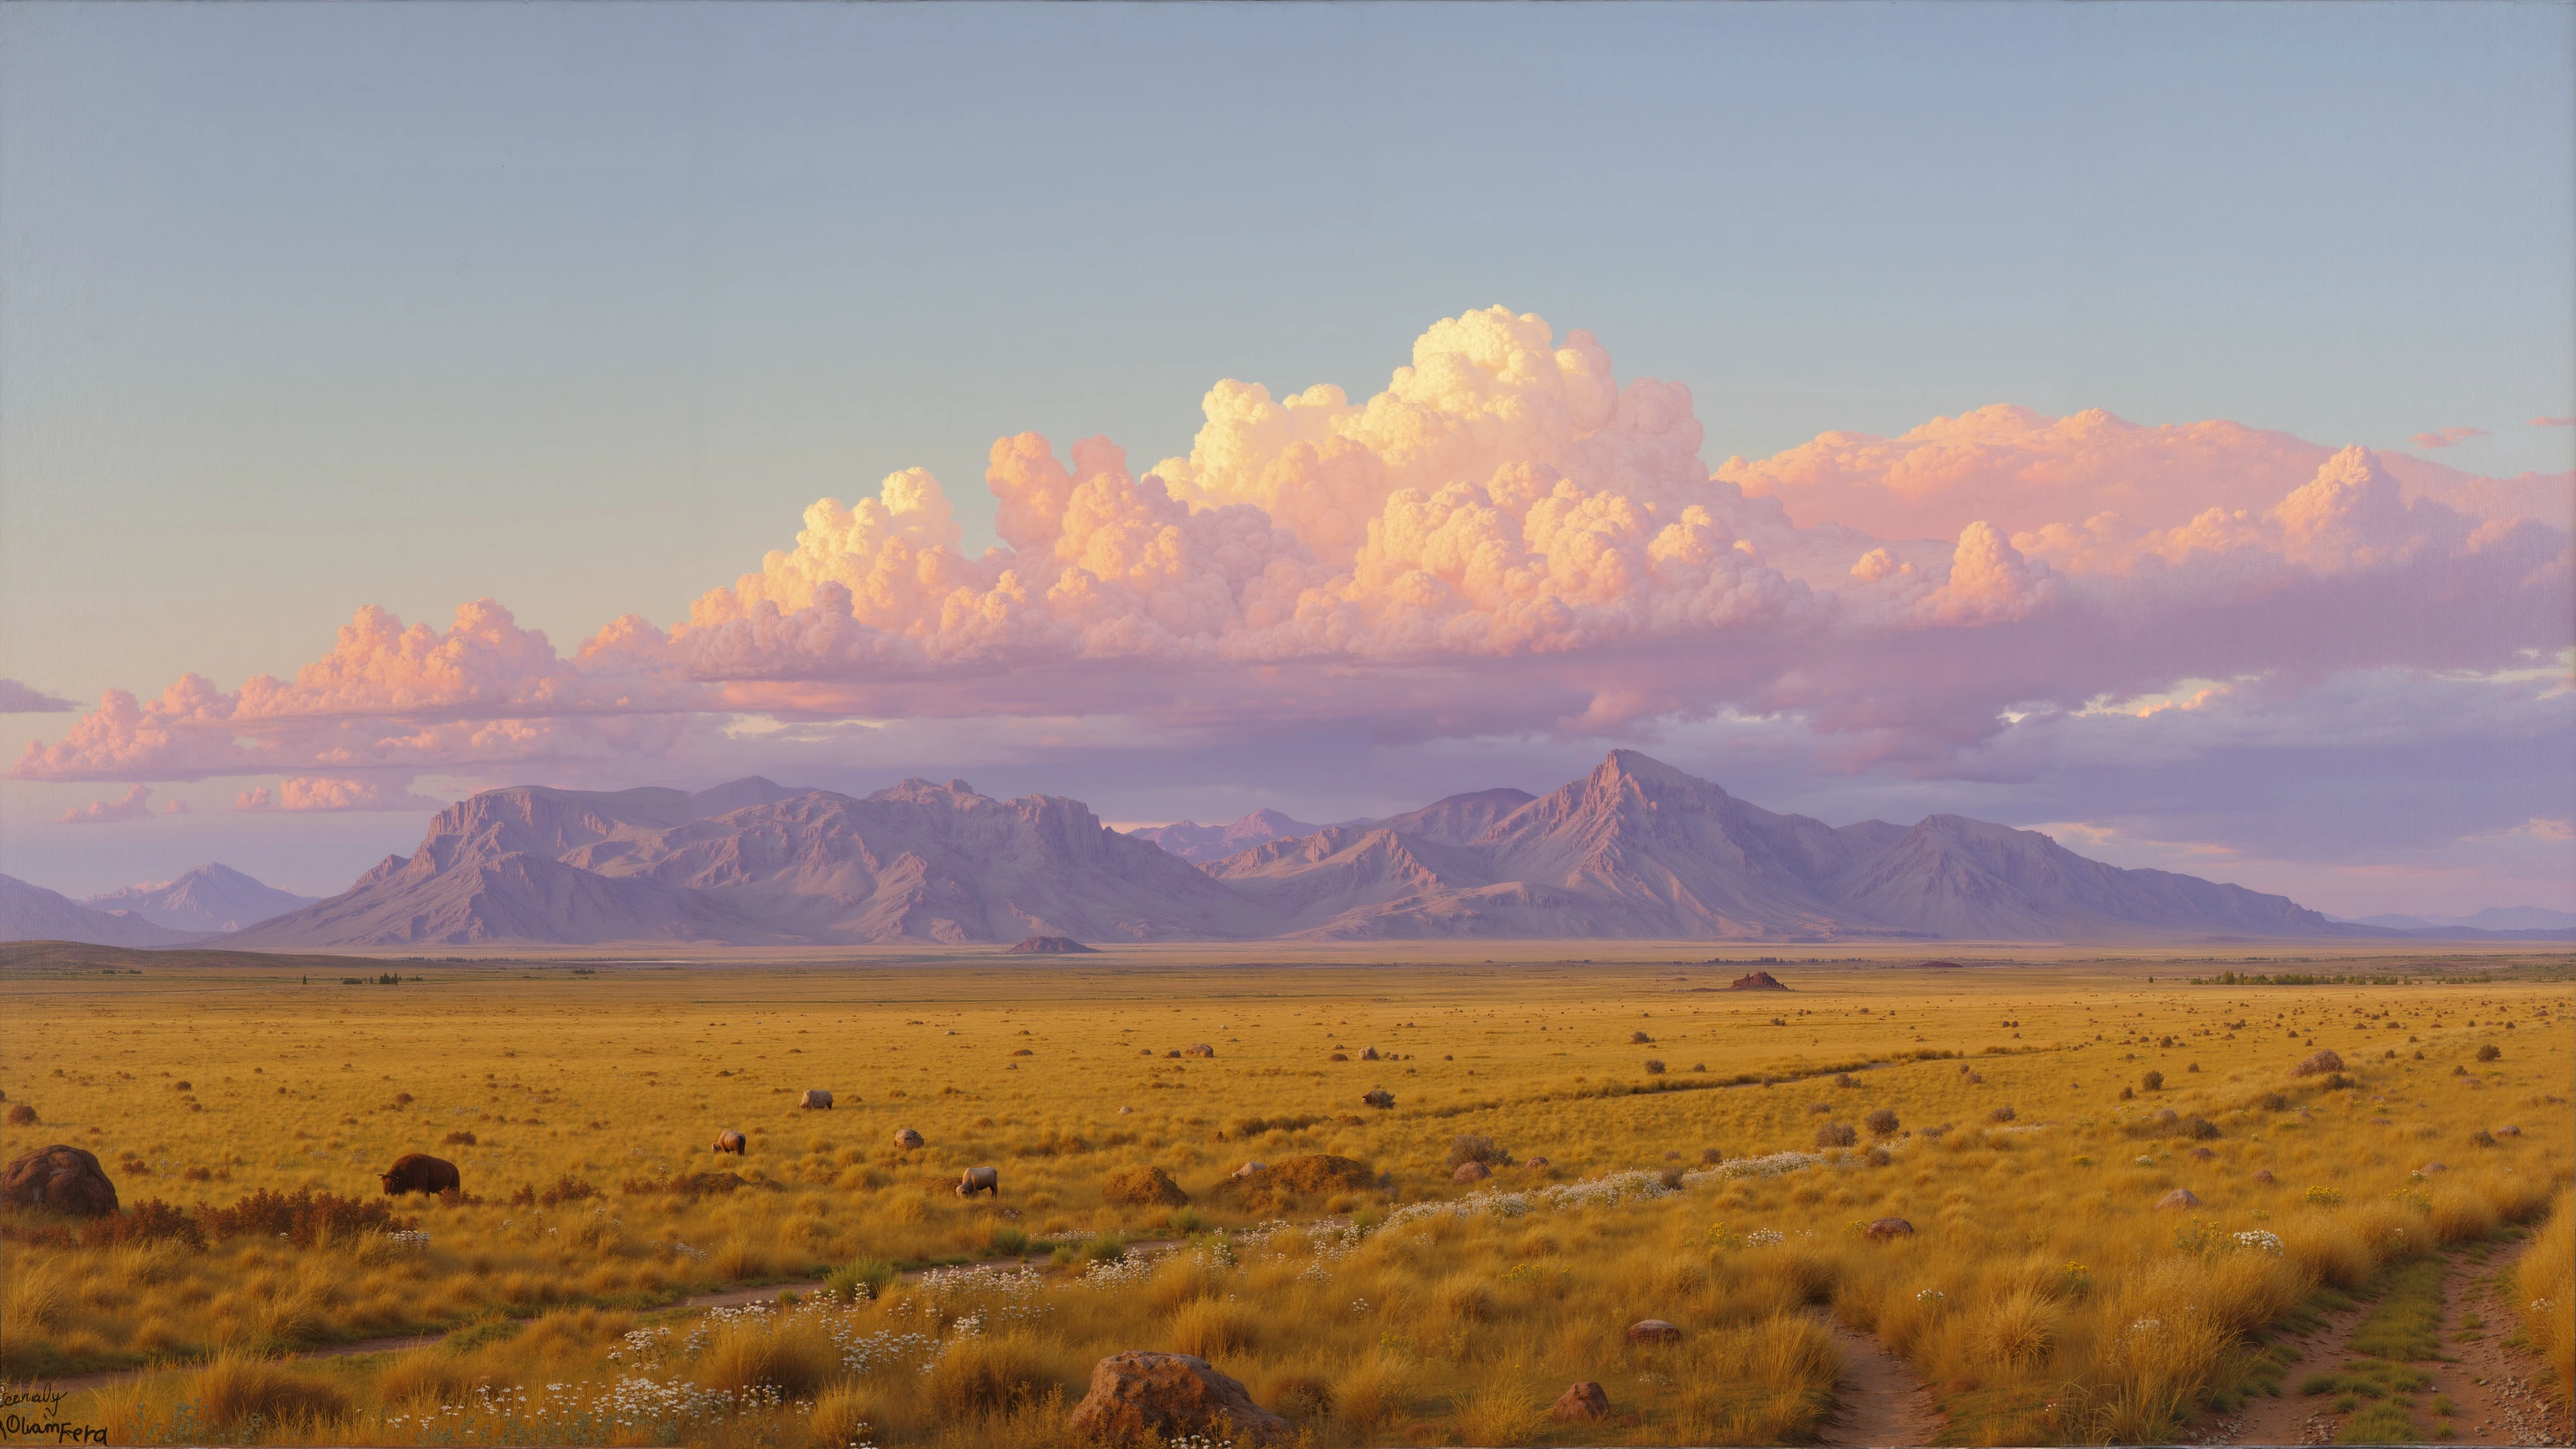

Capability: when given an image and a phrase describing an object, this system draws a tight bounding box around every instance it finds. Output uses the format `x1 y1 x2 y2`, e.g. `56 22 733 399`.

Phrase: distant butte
1919 959 1964 969
1006 935 1097 955
1725 971 1789 990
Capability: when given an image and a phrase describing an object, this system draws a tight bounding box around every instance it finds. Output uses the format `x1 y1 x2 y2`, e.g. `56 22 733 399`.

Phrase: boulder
2496 1124 2522 1137
1864 1216 1915 1240
1548 1382 1611 1422
1452 1161 1490 1183
2155 1188 2202 1210
0 1144 118 1218
1523 1156 1551 1169
1626 1319 1683 1345
1067 1351 1291 1446
2252 1169 2275 1184
2417 1162 2448 1175
2291 1050 2345 1077
892 1128 925 1149
1183 1044 1216 1059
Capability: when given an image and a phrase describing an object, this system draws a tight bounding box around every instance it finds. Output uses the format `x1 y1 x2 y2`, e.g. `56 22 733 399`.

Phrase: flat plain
1 939 2569 1447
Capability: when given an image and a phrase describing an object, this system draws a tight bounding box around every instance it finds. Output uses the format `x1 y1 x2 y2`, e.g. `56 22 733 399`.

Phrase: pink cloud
9 309 2569 778
233 777 443 812
57 784 158 825
2408 426 2485 450
2532 417 2574 429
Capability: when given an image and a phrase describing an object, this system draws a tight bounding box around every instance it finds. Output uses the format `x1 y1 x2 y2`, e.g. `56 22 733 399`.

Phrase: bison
380 1153 460 1197
713 1130 747 1155
799 1089 834 1110
955 1166 999 1197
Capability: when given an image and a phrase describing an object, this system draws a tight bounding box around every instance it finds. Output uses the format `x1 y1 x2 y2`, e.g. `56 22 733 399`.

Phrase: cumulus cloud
232 777 443 812
2409 426 2485 450
0 679 78 714
9 308 2569 782
57 784 158 825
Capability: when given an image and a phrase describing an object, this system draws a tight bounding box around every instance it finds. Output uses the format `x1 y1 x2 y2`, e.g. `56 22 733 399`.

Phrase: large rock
1 1144 119 1218
1626 1319 1683 1345
1067 1351 1291 1446
1452 1160 1491 1183
2155 1188 2203 1210
2292 1049 2345 1077
1549 1382 1611 1421
1864 1216 1915 1240
892 1127 924 1149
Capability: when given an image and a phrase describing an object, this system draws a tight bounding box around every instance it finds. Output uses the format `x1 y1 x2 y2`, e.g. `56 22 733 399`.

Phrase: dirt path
2424 1236 2575 1448
27 1237 1187 1393
2211 1283 2374 1448
1809 1307 1944 1448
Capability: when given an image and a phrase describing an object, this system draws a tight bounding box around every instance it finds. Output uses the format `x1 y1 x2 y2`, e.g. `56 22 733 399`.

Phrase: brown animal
712 1130 747 1155
955 1166 999 1197
799 1089 834 1110
380 1153 461 1197
1361 1088 1395 1109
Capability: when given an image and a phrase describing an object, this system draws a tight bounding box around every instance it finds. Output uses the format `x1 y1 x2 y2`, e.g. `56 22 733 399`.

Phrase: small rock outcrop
2291 1049 2345 1077
0 1144 117 1218
892 1127 925 1149
1008 935 1097 954
1102 1165 1189 1207
1549 1382 1611 1421
2155 1188 2203 1210
1725 971 1788 990
1626 1319 1683 1345
2252 1169 2275 1183
1067 1351 1291 1446
1182 1044 1215 1058
1864 1216 1915 1240
1452 1161 1491 1183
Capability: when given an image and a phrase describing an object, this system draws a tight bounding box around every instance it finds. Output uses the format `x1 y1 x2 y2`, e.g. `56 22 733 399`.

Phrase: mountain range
6 752 2563 951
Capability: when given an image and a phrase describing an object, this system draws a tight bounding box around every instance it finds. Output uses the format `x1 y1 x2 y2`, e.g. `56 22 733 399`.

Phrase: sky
1 2 2569 917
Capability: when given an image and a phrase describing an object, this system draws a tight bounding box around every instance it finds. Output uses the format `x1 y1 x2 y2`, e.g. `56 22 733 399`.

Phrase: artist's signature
0 1391 107 1444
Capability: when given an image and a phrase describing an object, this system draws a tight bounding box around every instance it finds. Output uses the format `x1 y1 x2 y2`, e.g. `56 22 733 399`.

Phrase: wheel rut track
2204 1236 2572 1448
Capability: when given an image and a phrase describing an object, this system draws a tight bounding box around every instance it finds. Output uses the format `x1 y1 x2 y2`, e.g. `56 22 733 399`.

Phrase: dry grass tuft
182 1352 351 1430
2520 1190 2575 1407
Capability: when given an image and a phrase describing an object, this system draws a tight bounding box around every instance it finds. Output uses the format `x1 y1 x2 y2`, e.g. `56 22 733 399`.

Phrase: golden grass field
0 940 2568 1447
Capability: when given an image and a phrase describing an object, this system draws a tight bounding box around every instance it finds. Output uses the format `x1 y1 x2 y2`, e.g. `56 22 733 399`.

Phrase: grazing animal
955 1166 999 1197
799 1089 834 1110
712 1130 747 1155
380 1153 461 1197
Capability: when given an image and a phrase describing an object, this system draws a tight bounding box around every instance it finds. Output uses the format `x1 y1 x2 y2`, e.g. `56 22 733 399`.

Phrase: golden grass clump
1165 1295 1259 1358
1452 1377 1545 1445
2520 1189 2575 1406
182 1352 352 1430
924 1333 1060 1419
694 1316 839 1399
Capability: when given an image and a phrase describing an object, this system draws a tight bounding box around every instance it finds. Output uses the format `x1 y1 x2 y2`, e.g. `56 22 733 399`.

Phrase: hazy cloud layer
56 784 160 825
9 310 2569 840
0 680 78 714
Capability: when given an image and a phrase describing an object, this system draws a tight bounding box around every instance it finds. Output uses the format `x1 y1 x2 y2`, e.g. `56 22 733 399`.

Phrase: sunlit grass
1 948 2567 1445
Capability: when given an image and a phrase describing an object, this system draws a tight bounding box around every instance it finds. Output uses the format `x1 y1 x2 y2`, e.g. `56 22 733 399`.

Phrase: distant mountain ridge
1 874 201 948
84 863 318 933
152 753 2406 951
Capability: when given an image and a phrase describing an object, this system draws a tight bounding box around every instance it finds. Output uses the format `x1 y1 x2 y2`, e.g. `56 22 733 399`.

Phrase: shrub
1454 1379 1544 1446
441 1130 477 1146
1630 1030 1654 1044
197 1188 405 1247
808 1384 883 1449
2476 1044 2502 1062
2257 1091 2289 1111
1989 1104 2018 1124
1446 1134 1511 1168
1267 1373 1334 1419
1814 1122 1858 1148
2141 1071 2165 1091
1863 1108 1900 1137
1644 1059 1667 1075
4 1104 34 1126
2184 1117 2221 1140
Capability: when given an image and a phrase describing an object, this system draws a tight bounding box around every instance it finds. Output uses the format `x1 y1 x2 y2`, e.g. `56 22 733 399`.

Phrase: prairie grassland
1 944 2569 1446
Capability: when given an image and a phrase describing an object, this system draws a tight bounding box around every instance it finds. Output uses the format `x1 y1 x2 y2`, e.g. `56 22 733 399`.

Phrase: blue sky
1 2 2569 910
